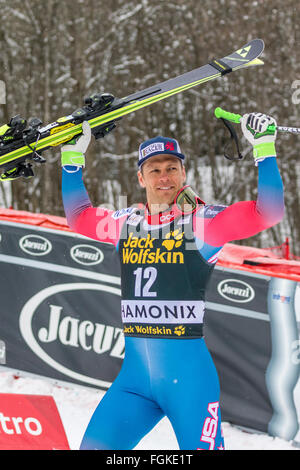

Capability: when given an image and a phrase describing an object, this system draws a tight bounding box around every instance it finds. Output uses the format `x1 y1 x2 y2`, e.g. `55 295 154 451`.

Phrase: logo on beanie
165 142 175 151
141 142 164 159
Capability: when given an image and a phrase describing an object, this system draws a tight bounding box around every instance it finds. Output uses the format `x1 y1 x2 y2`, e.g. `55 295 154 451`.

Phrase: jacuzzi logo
70 244 104 266
19 283 123 388
19 234 52 256
217 279 255 303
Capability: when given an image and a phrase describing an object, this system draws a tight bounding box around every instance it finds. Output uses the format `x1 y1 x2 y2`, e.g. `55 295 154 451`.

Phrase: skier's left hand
61 121 91 168
241 112 277 164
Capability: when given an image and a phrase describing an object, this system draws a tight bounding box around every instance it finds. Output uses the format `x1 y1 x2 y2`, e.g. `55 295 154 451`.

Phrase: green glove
61 121 91 167
241 112 277 164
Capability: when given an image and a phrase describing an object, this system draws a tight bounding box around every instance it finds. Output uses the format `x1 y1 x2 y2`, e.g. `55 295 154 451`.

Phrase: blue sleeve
61 166 92 229
256 157 285 224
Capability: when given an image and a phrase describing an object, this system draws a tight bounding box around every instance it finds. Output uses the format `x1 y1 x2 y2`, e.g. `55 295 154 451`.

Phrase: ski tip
250 38 265 47
243 38 265 50
253 38 265 54
223 39 265 68
246 57 264 67
243 38 264 54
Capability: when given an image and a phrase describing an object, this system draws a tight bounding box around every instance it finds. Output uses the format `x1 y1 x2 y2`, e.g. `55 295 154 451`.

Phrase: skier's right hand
61 120 91 168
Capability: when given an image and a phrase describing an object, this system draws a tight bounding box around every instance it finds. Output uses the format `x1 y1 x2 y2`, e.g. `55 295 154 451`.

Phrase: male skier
61 109 284 450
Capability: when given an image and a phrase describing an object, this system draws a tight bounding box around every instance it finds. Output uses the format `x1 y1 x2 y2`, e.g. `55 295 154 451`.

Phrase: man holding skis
61 106 284 450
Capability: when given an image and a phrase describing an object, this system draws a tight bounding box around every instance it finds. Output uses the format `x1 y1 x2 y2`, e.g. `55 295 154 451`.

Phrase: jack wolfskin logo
122 230 184 264
162 229 184 251
174 325 186 337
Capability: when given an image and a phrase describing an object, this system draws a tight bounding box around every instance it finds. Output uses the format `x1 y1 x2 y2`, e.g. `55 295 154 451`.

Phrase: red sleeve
200 201 272 246
73 206 127 247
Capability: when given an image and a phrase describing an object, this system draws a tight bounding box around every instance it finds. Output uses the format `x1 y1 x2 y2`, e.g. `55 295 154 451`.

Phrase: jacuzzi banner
0 220 123 390
0 219 299 442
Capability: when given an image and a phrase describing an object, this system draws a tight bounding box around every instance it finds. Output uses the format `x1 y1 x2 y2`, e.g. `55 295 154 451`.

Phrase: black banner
0 220 123 389
0 219 299 442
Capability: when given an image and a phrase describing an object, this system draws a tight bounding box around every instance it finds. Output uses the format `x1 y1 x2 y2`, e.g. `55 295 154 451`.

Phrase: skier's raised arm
194 112 284 249
61 121 125 246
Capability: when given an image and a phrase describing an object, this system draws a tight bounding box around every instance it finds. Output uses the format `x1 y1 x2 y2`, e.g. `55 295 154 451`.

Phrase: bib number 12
133 267 157 297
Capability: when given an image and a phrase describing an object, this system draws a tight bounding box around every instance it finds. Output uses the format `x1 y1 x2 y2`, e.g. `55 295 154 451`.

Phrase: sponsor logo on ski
70 244 104 266
50 122 75 134
39 121 59 133
19 283 123 388
235 45 251 58
19 234 52 256
217 279 255 303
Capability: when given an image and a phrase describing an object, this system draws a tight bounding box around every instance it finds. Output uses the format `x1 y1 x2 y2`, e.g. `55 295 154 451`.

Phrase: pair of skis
0 38 293 182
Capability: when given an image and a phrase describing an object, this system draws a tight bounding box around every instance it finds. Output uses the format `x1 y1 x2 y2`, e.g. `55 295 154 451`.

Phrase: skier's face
137 155 186 213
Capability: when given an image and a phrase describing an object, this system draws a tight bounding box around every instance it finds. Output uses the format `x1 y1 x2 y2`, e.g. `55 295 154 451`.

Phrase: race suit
62 156 284 450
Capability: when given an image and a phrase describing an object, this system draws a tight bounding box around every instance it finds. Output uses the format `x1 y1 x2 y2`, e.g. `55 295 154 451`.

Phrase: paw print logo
162 229 184 251
174 325 186 337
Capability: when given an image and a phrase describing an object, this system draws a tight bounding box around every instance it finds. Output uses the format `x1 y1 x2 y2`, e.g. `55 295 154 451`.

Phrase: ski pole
214 107 300 135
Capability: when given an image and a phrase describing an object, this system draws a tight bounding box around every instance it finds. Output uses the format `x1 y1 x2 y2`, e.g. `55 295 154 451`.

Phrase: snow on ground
0 370 297 451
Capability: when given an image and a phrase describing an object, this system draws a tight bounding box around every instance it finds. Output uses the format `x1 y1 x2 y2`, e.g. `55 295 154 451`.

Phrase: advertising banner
0 213 299 443
0 393 70 450
204 267 300 441
0 219 123 389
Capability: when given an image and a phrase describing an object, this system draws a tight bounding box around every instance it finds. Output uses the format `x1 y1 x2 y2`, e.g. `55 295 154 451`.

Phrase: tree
0 0 299 254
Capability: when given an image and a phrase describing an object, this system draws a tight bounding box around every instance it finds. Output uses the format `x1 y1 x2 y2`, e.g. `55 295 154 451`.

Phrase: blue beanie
138 136 185 167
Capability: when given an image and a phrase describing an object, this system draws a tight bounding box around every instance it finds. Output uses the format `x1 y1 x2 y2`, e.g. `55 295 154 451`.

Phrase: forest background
0 0 299 254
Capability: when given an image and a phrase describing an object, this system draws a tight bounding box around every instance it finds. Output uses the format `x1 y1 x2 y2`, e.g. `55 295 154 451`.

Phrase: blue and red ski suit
62 156 284 450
